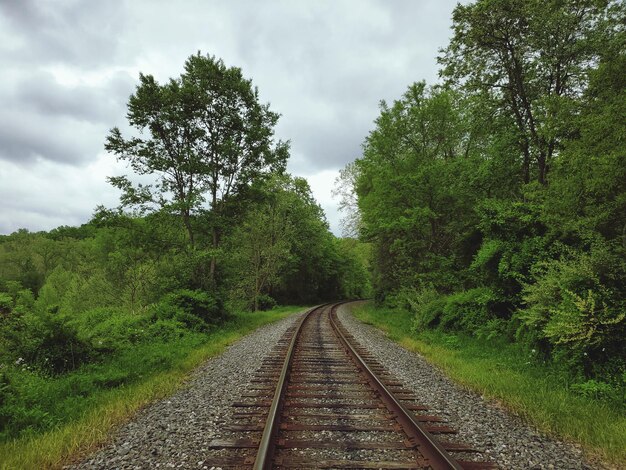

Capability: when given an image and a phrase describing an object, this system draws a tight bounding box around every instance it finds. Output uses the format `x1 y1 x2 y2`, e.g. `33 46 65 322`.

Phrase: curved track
209 302 495 469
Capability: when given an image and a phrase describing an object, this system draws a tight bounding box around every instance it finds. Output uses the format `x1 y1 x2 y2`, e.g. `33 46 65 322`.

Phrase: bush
0 293 11 316
519 244 626 376
146 319 187 342
411 287 501 336
254 294 277 311
398 286 444 330
440 287 499 332
72 308 150 354
571 380 618 401
2 311 94 375
153 289 228 330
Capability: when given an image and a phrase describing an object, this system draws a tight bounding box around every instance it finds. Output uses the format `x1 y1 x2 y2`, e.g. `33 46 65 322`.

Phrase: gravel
337 301 607 470
68 310 305 470
68 302 607 469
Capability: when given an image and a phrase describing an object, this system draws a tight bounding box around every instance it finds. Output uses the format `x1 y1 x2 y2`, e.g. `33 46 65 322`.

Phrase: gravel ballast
337 301 604 470
70 303 605 469
69 311 305 470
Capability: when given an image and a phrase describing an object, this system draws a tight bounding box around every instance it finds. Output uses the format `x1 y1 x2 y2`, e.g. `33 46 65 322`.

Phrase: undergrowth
0 306 304 470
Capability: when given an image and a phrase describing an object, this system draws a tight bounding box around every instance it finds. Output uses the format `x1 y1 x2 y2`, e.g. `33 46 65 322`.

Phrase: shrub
72 308 150 354
153 289 228 330
146 319 187 342
402 286 445 331
519 244 626 376
410 286 502 336
0 293 11 316
571 380 617 401
415 297 447 330
439 287 498 332
253 294 277 311
475 318 512 341
2 311 94 374
0 288 36 320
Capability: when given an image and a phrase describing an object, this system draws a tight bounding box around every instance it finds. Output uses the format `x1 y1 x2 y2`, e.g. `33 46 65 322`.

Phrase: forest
1 0 625 465
338 0 625 401
0 54 370 444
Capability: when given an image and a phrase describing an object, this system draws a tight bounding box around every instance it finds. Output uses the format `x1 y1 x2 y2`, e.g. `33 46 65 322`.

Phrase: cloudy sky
0 0 463 235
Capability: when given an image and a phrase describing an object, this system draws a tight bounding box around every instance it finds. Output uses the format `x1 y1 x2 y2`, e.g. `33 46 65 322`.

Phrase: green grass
0 305 305 470
351 302 626 468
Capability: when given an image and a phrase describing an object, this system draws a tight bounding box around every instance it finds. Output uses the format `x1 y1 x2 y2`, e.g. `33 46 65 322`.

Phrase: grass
0 305 305 470
350 302 626 468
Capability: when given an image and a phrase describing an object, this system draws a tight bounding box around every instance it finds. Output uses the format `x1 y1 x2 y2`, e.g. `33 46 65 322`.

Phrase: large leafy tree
182 54 289 278
106 53 288 282
354 83 482 296
106 73 202 245
439 0 623 185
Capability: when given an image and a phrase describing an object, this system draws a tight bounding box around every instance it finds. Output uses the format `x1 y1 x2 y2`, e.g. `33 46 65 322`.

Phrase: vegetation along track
208 302 496 469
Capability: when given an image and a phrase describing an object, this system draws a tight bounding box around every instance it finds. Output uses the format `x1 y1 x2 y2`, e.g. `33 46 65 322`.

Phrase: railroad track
208 302 496 469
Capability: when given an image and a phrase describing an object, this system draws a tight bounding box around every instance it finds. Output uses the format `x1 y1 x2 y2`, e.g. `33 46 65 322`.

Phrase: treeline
0 54 369 441
0 180 366 375
344 0 625 392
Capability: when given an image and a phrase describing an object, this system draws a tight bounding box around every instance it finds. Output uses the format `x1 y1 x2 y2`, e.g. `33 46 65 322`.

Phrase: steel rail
328 304 464 470
252 304 324 470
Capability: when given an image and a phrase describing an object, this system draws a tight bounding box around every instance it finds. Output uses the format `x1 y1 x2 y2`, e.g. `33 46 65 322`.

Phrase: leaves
348 0 626 382
105 53 288 250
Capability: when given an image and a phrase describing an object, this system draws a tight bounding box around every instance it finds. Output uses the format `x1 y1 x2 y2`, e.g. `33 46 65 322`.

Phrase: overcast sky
0 0 463 235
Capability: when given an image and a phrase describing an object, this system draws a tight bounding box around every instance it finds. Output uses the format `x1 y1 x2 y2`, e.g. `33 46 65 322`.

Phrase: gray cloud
14 71 134 124
0 0 463 234
0 70 135 166
0 0 126 66
0 108 93 164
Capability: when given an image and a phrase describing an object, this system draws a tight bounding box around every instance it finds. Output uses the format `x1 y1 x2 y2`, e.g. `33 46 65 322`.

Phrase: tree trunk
209 225 217 283
183 211 194 248
537 152 547 185
209 188 218 285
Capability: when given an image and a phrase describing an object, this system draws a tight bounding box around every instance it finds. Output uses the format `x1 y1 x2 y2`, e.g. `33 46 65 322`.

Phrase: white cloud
300 169 341 234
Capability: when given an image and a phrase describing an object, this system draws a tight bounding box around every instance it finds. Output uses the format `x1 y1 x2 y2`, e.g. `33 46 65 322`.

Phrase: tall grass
0 306 304 470
351 303 626 468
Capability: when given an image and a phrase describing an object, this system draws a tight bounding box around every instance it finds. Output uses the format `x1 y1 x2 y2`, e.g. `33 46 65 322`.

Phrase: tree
227 195 293 311
182 54 289 279
105 53 289 284
225 175 318 309
332 162 362 238
106 72 203 246
354 83 481 297
439 0 622 185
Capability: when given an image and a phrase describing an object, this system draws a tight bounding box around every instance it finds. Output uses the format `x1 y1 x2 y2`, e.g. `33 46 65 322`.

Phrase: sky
0 0 463 236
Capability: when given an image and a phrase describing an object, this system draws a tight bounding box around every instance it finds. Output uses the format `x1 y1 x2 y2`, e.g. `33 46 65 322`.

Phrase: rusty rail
328 304 463 469
209 301 496 469
252 304 321 470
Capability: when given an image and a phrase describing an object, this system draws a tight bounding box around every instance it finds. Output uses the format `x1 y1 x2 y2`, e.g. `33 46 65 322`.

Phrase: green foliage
411 288 501 335
223 174 367 309
71 308 151 354
571 380 618 401
441 288 499 331
347 0 626 388
0 294 11 316
155 289 228 330
253 294 277 311
519 245 626 375
145 319 187 342
2 310 93 375
355 83 482 296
